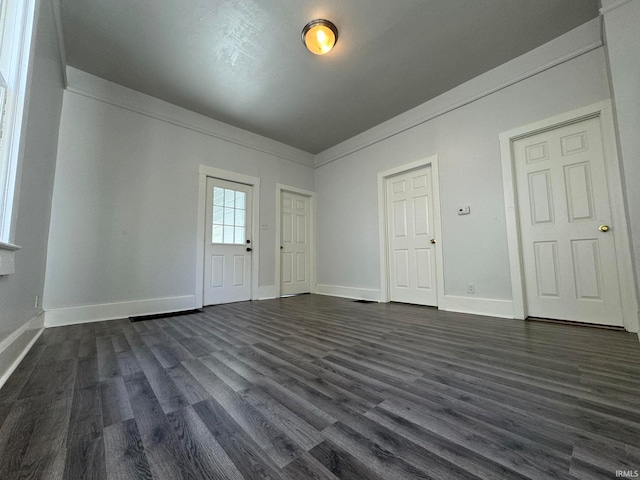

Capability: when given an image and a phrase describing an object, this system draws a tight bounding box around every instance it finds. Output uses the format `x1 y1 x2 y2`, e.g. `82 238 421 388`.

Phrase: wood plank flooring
1 295 639 479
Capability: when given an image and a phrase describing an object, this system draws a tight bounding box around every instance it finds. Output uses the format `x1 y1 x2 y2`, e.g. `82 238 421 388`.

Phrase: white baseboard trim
439 295 515 319
257 285 277 300
44 295 198 327
315 284 381 302
0 311 45 389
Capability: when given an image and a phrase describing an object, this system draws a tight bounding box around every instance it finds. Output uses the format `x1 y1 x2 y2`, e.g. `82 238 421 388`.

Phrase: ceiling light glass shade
302 19 338 55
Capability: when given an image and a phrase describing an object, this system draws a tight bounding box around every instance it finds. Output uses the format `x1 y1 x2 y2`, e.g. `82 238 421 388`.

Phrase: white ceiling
59 0 599 154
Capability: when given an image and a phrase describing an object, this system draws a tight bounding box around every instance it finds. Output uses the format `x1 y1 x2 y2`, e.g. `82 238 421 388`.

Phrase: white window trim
0 240 19 274
0 0 37 244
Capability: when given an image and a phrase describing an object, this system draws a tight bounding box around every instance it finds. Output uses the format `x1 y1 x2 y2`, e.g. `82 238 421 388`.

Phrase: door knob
430 239 436 244
246 247 253 252
598 225 610 232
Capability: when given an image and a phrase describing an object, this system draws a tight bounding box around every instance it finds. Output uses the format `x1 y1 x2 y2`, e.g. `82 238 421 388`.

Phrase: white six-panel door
514 116 624 326
204 177 252 305
281 191 311 295
386 167 437 306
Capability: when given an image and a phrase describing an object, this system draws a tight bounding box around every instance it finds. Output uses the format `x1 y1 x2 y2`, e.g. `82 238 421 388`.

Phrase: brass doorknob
598 225 610 232
430 239 436 244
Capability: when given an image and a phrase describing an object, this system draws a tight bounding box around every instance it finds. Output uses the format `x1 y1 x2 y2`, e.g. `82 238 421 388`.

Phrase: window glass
224 188 235 207
213 225 223 243
211 187 247 244
0 0 37 242
235 191 245 209
234 209 244 225
212 205 223 224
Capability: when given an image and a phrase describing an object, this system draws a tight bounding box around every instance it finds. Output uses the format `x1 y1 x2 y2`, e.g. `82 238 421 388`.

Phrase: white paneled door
514 117 623 326
386 167 437 306
204 177 252 305
281 191 311 295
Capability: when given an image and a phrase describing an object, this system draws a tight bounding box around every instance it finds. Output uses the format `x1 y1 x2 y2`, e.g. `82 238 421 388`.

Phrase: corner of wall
49 0 68 87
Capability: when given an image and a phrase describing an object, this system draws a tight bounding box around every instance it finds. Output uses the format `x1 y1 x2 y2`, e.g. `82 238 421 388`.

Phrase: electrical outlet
34 294 39 309
467 283 475 294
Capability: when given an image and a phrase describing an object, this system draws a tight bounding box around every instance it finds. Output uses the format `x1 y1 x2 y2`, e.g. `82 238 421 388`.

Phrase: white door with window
386 167 437 306
204 177 252 305
514 116 624 326
281 191 311 295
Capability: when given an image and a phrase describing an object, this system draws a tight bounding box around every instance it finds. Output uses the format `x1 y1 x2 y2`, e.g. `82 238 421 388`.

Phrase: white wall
43 70 314 324
314 20 614 316
0 0 64 383
40 14 638 327
602 0 640 317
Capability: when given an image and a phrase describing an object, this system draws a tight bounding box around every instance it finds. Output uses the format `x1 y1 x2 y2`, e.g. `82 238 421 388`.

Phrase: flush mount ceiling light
302 19 338 55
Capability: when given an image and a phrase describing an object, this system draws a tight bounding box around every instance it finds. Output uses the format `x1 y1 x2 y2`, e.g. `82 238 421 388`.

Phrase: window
0 0 37 243
212 187 246 244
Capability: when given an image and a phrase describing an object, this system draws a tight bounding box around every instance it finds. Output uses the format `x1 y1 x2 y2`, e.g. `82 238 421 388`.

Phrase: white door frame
499 100 639 332
377 156 444 304
196 165 261 307
275 184 316 297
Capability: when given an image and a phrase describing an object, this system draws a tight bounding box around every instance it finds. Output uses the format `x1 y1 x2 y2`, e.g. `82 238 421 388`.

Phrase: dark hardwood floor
1 294 639 479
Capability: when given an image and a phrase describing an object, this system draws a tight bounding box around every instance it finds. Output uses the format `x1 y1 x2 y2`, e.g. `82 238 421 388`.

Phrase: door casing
378 156 444 304
499 101 639 332
196 165 261 307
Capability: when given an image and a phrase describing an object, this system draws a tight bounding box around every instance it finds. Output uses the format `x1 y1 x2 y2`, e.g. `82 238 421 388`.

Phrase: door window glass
212 187 246 244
